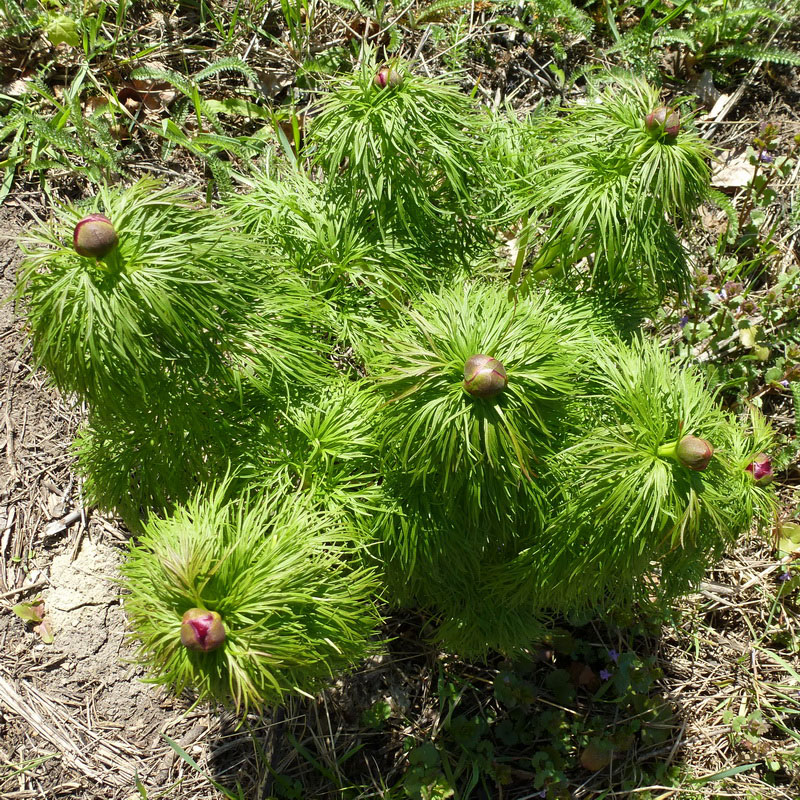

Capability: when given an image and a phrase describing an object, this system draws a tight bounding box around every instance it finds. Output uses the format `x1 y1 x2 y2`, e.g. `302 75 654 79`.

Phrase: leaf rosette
121 483 381 715
368 282 601 521
529 339 778 610
16 180 329 414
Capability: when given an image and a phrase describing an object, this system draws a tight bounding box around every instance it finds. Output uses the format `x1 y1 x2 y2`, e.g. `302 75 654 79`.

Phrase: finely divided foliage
121 484 380 713
368 283 601 492
16 65 778 705
510 77 712 299
16 180 329 410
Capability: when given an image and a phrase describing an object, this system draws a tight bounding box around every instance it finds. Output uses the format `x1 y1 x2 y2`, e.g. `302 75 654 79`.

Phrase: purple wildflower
779 571 792 582
759 152 774 163
718 289 728 301
781 379 790 388
679 315 689 329
608 649 619 664
599 669 612 681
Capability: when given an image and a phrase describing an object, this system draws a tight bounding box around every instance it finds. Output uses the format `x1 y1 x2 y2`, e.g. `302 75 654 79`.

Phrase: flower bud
723 280 742 299
645 106 680 141
373 67 403 89
745 453 773 484
463 354 507 399
73 214 118 259
675 435 714 471
180 608 226 652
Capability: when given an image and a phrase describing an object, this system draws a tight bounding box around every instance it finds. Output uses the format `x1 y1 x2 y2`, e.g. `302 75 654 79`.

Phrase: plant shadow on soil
200 610 696 800
202 572 800 799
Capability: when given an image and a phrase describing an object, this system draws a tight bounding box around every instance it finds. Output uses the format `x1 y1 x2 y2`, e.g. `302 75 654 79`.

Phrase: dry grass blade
0 675 142 787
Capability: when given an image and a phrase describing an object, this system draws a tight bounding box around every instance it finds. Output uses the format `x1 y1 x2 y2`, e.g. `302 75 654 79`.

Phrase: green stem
508 212 531 298
98 247 124 277
517 133 653 291
657 439 679 460
630 137 655 161
529 241 596 283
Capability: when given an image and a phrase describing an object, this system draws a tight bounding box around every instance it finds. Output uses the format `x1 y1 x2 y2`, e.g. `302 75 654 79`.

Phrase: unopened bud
73 214 118 259
745 453 773 484
463 354 507 399
373 67 403 89
645 106 680 141
675 435 714 471
180 608 226 652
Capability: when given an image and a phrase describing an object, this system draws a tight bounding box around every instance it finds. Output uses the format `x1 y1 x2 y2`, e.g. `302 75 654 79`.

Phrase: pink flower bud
645 106 680 141
373 67 403 89
463 354 507 399
745 453 773 484
663 109 680 139
675 435 714 471
73 214 118 259
180 608 226 652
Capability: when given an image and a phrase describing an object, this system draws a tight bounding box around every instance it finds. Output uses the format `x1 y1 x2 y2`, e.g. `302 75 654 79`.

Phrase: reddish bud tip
745 453 773 484
645 106 680 141
373 67 402 89
463 354 508 399
676 435 714 471
180 608 226 652
73 214 118 259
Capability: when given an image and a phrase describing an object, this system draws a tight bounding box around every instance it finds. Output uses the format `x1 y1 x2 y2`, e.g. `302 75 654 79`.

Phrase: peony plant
14 63 781 698
121 483 381 713
504 76 713 301
15 180 330 414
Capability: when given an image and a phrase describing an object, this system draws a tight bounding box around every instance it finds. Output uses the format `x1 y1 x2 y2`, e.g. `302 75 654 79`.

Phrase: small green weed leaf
45 14 80 47
448 714 487 749
547 629 576 654
765 366 784 384
360 700 392 729
494 718 518 746
34 618 54 644
753 344 770 362
163 734 200 771
494 671 537 708
134 771 148 798
692 762 759 784
409 742 440 769
777 522 800 558
422 777 455 800
12 600 44 624
738 323 757 349
687 321 712 342
403 742 453 800
545 669 575 704
755 646 800 684
778 574 800 598
580 737 614 771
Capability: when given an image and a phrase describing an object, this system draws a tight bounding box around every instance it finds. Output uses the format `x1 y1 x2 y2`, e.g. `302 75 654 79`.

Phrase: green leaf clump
15 61 781 696
121 483 381 714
